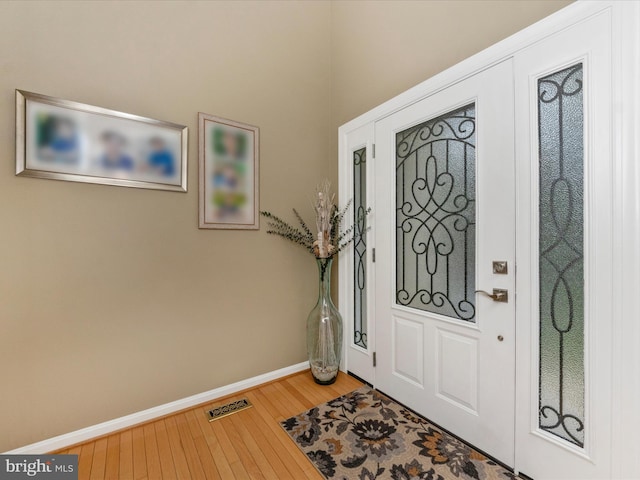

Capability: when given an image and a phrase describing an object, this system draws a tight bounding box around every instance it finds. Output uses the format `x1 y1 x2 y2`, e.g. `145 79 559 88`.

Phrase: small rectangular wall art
198 112 259 230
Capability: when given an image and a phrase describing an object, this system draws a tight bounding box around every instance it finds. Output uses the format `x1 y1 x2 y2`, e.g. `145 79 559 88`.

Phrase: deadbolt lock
492 261 508 274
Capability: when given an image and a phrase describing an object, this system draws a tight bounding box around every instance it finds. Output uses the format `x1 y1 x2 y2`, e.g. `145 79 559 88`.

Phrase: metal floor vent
207 398 252 422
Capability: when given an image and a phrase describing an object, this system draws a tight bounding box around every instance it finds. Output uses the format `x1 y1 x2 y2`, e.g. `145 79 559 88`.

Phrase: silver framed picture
16 90 188 192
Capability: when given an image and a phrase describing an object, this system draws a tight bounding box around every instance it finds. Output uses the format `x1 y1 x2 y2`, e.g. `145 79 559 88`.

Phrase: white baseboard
4 361 309 454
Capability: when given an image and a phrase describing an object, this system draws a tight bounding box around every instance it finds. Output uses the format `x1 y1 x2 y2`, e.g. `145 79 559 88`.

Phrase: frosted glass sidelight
538 63 585 447
396 104 476 321
353 147 367 349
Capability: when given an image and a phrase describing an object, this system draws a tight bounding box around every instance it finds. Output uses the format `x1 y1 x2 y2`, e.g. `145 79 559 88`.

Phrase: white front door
374 59 516 466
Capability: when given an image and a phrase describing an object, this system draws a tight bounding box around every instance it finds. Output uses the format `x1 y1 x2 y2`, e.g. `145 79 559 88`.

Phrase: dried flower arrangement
260 180 370 276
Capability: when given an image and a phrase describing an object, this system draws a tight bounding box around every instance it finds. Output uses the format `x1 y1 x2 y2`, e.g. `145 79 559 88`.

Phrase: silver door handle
475 289 508 303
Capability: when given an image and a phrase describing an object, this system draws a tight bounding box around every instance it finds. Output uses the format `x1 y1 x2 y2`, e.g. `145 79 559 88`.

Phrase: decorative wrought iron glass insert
353 147 368 349
396 104 476 321
538 63 585 448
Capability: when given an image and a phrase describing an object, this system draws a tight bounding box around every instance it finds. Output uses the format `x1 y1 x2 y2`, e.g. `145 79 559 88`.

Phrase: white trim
611 2 640 478
4 361 309 455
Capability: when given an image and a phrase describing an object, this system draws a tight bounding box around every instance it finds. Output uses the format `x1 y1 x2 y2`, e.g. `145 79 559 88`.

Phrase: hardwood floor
53 370 363 479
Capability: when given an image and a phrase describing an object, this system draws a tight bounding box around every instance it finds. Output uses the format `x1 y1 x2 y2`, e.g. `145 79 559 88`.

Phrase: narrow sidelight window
353 147 367 349
538 63 585 448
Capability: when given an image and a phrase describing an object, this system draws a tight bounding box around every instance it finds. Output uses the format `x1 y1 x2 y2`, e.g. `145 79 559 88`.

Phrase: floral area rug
281 386 516 480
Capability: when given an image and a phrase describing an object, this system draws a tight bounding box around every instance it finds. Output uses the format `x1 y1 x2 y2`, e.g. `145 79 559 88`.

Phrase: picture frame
198 112 259 230
16 90 188 192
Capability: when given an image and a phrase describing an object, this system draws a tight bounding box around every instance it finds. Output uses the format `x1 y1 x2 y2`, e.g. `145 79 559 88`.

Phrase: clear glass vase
307 257 343 385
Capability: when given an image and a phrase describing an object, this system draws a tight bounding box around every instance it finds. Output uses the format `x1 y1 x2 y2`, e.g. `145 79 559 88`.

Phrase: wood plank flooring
53 370 363 479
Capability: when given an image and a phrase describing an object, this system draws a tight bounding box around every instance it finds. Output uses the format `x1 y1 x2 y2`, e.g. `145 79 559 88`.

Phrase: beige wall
0 0 570 452
0 0 332 452
331 0 572 130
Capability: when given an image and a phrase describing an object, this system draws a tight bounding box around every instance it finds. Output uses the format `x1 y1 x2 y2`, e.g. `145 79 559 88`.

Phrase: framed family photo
198 112 259 230
16 90 188 192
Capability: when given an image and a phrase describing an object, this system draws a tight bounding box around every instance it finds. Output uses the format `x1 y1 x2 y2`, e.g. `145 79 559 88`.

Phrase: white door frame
339 2 640 478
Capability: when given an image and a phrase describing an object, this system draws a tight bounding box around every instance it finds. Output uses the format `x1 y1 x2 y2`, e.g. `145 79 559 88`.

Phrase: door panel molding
392 315 424 387
436 328 478 414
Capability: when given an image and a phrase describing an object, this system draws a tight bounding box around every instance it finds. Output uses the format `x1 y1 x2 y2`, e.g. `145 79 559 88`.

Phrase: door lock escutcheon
475 288 508 303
